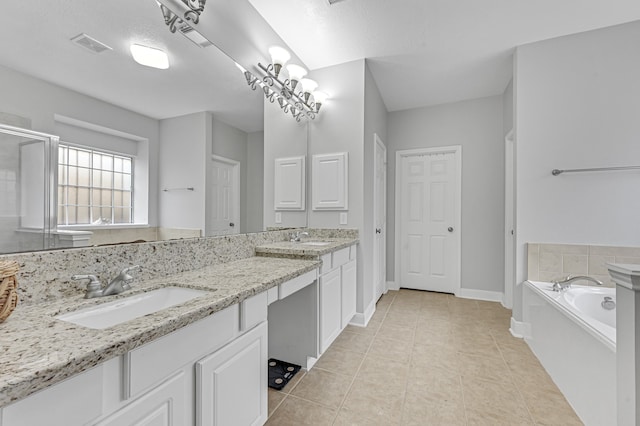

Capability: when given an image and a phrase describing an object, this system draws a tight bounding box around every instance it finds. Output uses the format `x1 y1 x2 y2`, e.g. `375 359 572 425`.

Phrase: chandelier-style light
242 46 329 122
158 0 207 33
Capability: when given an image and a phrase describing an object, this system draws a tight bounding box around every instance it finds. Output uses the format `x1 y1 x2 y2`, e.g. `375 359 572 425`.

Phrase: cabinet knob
448 227 454 232
229 222 235 227
375 228 381 234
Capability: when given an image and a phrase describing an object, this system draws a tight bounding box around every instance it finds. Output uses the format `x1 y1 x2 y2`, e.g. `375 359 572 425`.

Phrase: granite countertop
255 238 359 257
0 256 319 407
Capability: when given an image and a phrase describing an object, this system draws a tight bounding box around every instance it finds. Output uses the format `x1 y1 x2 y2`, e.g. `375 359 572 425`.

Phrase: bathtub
523 281 616 426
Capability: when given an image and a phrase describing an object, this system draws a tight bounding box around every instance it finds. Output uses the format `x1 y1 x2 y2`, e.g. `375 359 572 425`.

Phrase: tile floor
266 289 583 425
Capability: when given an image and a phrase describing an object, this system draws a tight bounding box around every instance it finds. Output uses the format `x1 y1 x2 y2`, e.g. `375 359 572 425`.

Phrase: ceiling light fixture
130 44 169 69
242 46 329 122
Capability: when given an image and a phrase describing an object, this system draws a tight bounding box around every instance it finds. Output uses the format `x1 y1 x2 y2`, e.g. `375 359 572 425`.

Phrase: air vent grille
70 33 112 54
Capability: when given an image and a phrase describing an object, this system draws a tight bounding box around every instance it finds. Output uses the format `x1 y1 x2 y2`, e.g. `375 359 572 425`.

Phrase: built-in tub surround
523 281 616 425
527 242 640 287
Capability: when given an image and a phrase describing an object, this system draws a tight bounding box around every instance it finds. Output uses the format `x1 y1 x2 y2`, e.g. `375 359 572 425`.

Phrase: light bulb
286 64 307 90
300 78 318 103
268 46 290 78
312 91 329 112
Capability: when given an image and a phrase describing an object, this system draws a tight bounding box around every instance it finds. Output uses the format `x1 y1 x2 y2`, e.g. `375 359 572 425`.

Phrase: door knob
448 227 454 232
375 228 381 234
229 222 235 227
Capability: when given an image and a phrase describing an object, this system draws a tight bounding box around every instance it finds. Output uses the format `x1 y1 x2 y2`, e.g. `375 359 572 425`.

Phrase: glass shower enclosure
0 124 58 254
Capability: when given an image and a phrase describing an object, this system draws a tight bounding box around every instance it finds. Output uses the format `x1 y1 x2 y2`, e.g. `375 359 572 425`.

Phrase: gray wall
387 95 505 294
247 131 264 232
513 21 640 319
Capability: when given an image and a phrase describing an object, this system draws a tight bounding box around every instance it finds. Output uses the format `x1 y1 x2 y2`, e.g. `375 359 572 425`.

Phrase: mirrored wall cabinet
312 152 348 211
274 156 306 211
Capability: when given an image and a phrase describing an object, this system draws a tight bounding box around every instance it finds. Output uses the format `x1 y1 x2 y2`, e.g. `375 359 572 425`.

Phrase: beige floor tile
367 335 413 362
452 332 503 359
522 388 583 426
333 407 400 426
314 345 365 376
265 394 337 426
465 408 535 425
368 308 388 324
402 389 466 426
278 369 305 394
344 323 379 336
268 389 286 417
332 330 374 353
458 352 514 385
340 377 405 424
384 310 419 326
406 364 462 403
462 376 532 423
411 341 460 371
356 354 409 389
291 368 353 409
376 321 415 342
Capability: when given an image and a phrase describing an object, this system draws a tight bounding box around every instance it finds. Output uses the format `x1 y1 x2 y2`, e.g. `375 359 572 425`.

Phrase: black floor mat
268 358 301 390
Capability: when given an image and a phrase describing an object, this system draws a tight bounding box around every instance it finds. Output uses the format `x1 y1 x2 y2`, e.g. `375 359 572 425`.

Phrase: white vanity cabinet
318 245 357 353
196 322 268 426
0 292 270 426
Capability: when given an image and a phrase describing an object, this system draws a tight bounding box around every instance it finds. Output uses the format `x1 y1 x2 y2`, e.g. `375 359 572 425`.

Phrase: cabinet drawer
278 270 317 299
241 291 268 332
2 364 103 426
332 247 350 269
125 304 239 398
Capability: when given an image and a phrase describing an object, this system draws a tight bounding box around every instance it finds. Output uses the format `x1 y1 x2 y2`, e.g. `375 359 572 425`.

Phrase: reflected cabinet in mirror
0 0 307 254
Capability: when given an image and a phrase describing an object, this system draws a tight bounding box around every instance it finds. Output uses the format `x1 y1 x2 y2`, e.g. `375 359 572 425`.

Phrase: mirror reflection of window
57 143 133 226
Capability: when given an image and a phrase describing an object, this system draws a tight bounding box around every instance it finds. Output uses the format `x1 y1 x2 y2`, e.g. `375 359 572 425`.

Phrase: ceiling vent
178 24 214 48
70 33 113 54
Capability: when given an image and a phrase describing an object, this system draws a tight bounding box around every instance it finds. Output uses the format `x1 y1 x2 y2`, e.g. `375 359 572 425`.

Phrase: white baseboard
457 288 503 303
387 280 399 291
509 317 530 339
349 298 376 328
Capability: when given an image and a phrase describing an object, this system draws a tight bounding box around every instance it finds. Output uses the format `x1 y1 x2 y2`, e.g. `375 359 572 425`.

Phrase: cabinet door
341 259 357 329
95 371 187 426
196 321 267 426
319 268 342 353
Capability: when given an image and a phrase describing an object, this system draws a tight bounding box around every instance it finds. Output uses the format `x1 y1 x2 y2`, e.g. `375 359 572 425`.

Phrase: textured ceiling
1 0 640 132
0 0 264 132
247 0 640 111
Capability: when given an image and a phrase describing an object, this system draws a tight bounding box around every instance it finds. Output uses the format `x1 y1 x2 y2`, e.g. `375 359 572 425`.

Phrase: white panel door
195 322 268 426
319 268 342 353
374 135 387 301
274 156 305 210
312 152 348 210
210 156 239 235
398 147 460 294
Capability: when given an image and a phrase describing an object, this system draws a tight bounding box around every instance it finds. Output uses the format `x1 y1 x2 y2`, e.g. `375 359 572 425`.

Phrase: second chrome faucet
72 265 141 299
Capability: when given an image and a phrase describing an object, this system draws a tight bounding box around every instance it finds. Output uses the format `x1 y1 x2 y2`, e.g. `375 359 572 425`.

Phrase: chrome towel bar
551 165 640 176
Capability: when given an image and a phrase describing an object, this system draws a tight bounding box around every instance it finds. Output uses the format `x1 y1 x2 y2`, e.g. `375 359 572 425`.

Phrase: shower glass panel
0 124 58 254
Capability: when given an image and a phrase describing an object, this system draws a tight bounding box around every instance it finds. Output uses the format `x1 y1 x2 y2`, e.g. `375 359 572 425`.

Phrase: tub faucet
72 265 141 298
551 275 603 292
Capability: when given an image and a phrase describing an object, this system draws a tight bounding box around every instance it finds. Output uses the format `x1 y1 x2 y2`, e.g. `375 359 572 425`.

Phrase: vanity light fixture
130 44 169 69
158 0 207 33
241 46 329 122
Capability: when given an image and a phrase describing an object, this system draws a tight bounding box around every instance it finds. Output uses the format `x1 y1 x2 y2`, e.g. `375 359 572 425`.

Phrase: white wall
387 96 505 294
247 131 264 232
0 64 160 226
513 21 640 319
263 98 308 229
159 112 209 233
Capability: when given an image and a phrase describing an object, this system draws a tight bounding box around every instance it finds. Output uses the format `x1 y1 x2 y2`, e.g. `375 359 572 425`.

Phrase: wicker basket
0 260 19 323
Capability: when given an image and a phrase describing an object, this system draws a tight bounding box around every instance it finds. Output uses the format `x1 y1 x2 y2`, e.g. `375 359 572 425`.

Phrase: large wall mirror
0 0 307 254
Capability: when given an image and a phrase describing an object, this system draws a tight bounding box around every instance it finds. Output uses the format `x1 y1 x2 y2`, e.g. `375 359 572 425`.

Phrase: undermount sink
300 241 331 246
56 286 209 330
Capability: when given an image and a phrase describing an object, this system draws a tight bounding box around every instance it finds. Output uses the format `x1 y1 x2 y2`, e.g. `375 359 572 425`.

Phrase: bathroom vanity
0 232 358 426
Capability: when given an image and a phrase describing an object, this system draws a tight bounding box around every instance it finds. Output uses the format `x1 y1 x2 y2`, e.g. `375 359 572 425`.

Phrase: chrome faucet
289 231 310 242
72 265 141 299
551 275 603 292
